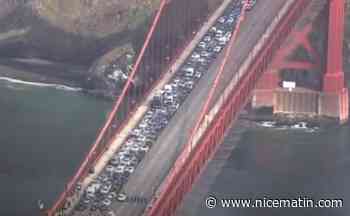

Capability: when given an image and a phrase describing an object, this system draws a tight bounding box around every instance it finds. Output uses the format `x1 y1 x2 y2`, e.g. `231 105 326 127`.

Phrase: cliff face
0 0 225 99
0 0 160 64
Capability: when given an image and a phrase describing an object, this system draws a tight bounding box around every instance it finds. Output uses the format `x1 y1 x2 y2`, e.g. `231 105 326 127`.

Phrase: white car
164 96 175 106
82 198 90 205
216 35 229 42
194 71 202 79
109 158 119 166
100 184 112 194
198 41 207 49
117 193 127 202
200 51 211 58
185 81 194 90
226 17 235 24
213 46 222 53
164 84 174 92
106 165 115 173
140 145 150 152
209 26 217 33
218 39 228 46
114 165 125 174
130 145 140 152
218 16 226 24
108 192 117 200
86 183 101 197
102 198 112 206
136 135 146 142
131 128 142 136
203 35 212 42
182 66 195 77
215 29 224 37
191 52 201 60
139 120 148 129
197 58 207 64
185 70 194 77
125 166 135 173
120 158 132 166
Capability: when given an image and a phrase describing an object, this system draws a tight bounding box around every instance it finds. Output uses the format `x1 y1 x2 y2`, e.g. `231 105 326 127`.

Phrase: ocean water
0 79 111 216
191 121 350 216
0 75 349 216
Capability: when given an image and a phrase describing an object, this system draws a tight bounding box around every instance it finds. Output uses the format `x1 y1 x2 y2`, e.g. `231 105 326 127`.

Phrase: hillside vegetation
0 0 160 64
35 0 160 37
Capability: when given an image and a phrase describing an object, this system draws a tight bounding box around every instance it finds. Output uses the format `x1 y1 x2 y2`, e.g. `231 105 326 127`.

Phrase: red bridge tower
253 0 349 123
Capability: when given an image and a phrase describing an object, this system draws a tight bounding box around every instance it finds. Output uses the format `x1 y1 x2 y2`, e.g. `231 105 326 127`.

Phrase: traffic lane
111 0 288 215
111 34 219 216
71 0 234 215
111 0 289 215
209 0 288 109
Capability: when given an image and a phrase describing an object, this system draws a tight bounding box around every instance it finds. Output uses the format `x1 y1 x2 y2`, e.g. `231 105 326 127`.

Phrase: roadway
71 0 289 215
69 0 233 215
109 0 289 215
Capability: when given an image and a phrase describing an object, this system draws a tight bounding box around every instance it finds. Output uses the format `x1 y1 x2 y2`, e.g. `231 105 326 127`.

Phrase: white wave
256 120 320 133
0 76 82 92
274 125 290 130
256 121 276 128
54 85 82 91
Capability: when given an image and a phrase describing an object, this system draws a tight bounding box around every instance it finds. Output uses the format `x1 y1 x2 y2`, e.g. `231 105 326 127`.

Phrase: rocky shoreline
242 108 341 128
0 0 156 100
0 58 95 93
0 56 136 100
0 58 80 85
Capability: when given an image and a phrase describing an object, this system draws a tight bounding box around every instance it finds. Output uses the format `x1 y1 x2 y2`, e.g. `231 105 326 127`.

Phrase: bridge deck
71 0 289 215
111 0 289 215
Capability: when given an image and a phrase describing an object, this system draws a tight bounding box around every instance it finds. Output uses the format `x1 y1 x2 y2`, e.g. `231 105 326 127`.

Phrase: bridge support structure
253 0 349 123
146 0 313 215
321 0 349 122
47 0 220 214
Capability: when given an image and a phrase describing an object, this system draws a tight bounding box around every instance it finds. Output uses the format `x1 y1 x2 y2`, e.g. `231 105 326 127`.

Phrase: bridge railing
47 0 220 215
145 0 312 215
47 1 168 215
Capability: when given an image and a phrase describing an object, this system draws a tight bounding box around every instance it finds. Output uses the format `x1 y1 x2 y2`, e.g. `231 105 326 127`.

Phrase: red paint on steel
146 0 311 215
147 4 248 215
269 24 319 72
255 70 280 90
324 0 345 92
47 1 168 214
48 0 219 214
340 88 349 123
277 61 316 70
187 4 248 152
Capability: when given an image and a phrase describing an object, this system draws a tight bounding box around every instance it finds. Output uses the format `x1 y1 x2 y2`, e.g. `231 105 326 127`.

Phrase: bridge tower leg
320 0 349 122
252 0 349 123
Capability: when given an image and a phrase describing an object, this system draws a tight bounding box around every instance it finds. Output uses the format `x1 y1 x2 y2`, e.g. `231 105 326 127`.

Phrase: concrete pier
319 88 349 123
274 88 319 116
252 86 349 123
252 0 349 123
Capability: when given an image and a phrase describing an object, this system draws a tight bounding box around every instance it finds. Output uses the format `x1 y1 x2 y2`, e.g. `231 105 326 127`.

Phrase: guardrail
46 1 168 215
47 0 233 214
144 0 312 215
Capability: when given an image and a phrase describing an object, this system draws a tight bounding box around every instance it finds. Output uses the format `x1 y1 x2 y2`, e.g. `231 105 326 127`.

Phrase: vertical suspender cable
146 3 248 216
48 0 167 214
